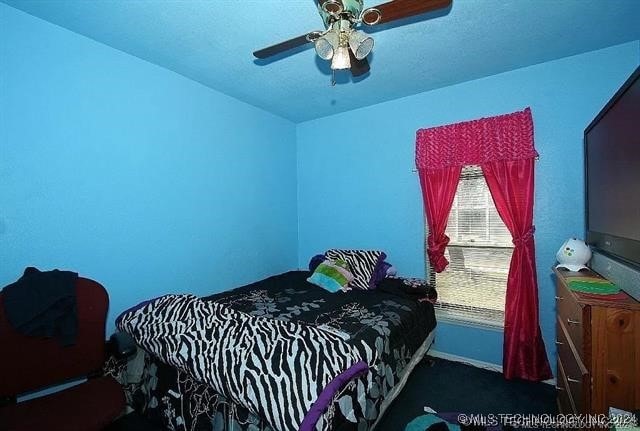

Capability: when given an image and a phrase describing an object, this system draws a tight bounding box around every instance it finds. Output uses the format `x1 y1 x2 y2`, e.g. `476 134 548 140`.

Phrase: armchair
0 277 126 431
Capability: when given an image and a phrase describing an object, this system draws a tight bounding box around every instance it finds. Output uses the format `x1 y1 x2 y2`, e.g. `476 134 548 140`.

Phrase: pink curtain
482 159 552 381
416 108 552 381
418 166 462 273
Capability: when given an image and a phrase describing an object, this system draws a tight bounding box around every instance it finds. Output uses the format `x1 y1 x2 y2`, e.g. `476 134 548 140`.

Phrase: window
428 165 512 328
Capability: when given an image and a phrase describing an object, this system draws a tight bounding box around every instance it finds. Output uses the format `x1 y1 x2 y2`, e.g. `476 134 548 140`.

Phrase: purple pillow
308 254 327 272
371 261 392 287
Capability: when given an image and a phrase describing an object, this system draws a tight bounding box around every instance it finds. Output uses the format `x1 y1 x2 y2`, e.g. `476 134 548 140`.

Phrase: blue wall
0 4 298 333
297 41 640 368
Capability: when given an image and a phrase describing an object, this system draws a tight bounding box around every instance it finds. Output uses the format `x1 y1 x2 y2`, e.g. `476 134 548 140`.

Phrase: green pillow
307 259 354 292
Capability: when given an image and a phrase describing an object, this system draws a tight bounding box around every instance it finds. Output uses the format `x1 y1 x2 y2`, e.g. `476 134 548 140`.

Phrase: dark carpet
376 356 557 429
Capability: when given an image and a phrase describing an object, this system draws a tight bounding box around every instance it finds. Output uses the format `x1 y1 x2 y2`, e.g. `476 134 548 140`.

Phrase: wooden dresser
554 267 640 415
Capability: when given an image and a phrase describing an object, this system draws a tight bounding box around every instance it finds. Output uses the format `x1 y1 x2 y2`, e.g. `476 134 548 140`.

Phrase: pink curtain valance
415 107 538 171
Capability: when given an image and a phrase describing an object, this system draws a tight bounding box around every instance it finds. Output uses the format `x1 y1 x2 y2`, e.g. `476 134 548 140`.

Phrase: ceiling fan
253 0 452 81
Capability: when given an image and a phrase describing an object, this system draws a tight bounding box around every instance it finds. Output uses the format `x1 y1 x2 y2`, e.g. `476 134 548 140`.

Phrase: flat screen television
585 66 640 269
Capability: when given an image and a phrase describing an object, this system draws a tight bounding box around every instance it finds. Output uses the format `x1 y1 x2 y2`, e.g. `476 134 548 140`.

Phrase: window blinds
429 166 512 327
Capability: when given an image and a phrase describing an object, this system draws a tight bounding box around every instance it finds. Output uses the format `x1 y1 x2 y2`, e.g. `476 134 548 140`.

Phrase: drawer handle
555 296 563 300
555 386 565 391
567 377 581 384
555 340 563 345
567 318 580 325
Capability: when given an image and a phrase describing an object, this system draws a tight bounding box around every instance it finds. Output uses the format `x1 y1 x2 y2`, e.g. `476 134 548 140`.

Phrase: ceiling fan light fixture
331 45 351 70
331 26 352 70
314 30 339 60
254 0 453 79
348 30 374 60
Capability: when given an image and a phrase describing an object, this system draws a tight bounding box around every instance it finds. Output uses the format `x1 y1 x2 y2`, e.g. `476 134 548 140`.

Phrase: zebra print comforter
105 271 436 431
116 294 371 431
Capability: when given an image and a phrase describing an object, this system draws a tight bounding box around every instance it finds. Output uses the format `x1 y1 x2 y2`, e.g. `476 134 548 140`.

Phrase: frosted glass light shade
331 46 351 70
556 238 592 271
314 31 339 60
348 30 374 60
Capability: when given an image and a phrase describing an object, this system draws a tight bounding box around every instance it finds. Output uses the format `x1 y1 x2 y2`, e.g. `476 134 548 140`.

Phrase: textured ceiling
3 0 640 122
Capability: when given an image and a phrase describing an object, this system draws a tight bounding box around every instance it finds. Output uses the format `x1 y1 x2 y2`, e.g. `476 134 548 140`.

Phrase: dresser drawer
556 279 587 359
556 317 589 412
557 355 576 414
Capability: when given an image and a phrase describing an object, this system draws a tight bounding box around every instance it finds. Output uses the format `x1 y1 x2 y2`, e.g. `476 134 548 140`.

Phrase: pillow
307 259 354 293
325 249 386 290
308 254 327 272
371 261 393 287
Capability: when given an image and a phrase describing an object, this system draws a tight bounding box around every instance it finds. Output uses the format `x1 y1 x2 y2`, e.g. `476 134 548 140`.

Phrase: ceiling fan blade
253 34 314 59
366 0 451 25
349 51 370 77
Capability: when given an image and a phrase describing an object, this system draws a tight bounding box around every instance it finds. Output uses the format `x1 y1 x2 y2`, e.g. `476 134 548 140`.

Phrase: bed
105 270 436 431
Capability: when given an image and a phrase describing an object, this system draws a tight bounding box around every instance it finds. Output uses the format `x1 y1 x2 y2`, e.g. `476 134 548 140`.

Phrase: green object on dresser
567 277 620 295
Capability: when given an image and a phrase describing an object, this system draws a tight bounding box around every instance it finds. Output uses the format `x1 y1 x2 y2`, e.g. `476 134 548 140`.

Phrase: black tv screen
585 66 640 268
